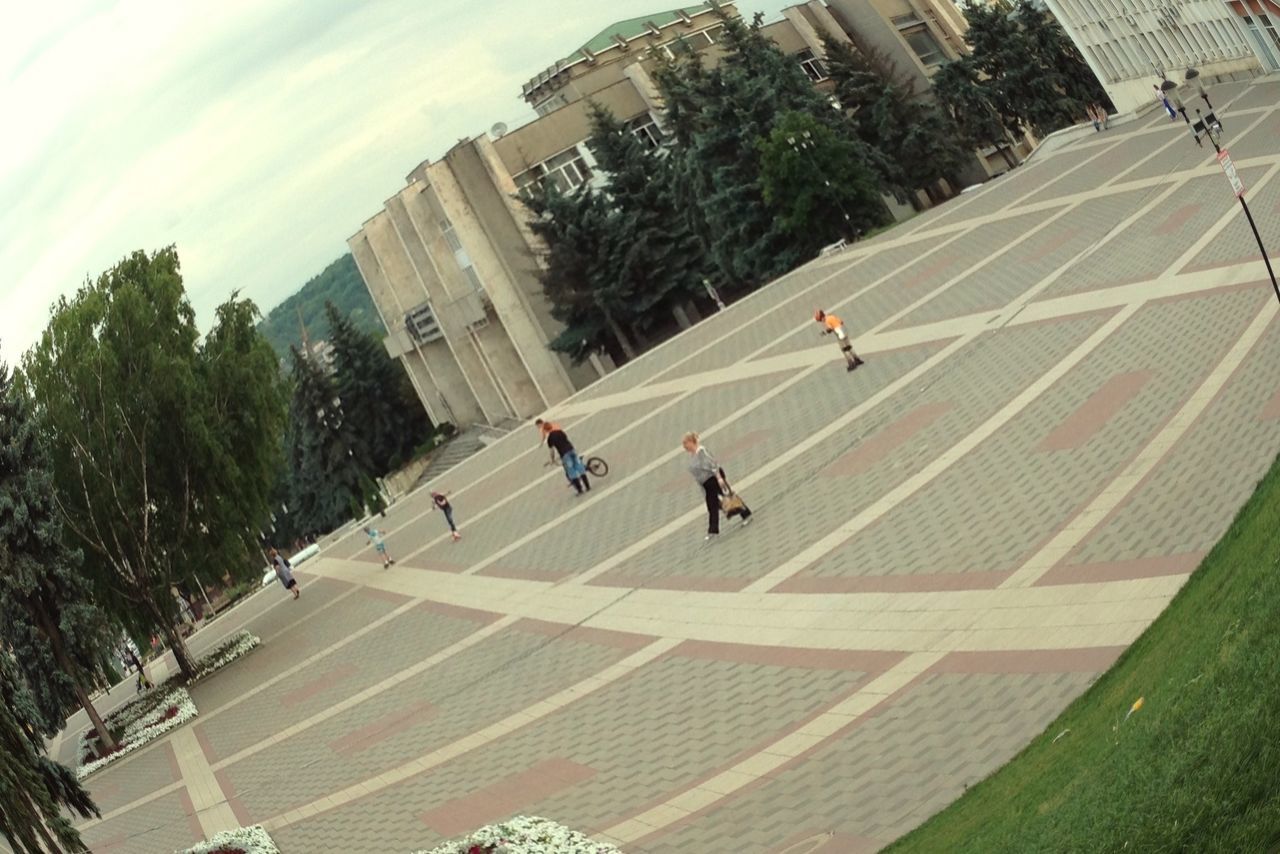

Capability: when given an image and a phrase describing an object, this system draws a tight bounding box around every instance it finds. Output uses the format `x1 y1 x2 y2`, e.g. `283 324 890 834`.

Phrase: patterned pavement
48 77 1280 853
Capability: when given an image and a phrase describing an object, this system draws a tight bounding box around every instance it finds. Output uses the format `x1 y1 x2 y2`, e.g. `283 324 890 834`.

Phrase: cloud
1 0 787 360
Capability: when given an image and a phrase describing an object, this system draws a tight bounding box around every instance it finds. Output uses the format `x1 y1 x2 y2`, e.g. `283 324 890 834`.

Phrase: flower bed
178 824 280 854
77 686 198 779
188 630 260 684
415 816 622 854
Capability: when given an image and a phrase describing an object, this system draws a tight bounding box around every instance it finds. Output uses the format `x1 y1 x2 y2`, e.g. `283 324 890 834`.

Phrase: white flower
179 824 280 854
413 816 622 854
76 687 198 779
189 630 261 683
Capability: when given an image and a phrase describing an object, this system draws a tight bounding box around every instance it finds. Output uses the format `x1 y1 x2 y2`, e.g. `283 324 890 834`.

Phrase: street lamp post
1190 108 1279 304
787 129 854 238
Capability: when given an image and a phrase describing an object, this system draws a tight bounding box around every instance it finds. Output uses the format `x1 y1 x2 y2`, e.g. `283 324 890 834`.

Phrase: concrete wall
348 226 481 427
495 79 650 175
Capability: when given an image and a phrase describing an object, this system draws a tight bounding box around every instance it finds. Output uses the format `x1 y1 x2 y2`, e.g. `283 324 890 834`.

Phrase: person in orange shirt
815 310 864 371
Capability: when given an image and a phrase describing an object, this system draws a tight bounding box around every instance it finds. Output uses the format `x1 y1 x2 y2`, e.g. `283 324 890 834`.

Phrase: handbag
717 468 746 516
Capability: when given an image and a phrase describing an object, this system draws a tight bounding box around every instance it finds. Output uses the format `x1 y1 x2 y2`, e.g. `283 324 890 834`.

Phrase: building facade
1037 0 1266 113
350 1 983 429
1227 0 1280 69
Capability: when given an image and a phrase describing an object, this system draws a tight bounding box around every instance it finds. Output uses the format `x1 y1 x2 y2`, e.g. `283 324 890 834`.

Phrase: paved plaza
51 77 1280 853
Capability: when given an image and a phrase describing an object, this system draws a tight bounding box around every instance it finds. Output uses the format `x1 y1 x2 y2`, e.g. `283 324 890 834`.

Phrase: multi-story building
1036 0 1267 113
350 1 984 429
1226 0 1280 69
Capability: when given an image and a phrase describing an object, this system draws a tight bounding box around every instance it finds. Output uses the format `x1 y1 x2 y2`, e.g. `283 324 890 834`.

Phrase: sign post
1216 150 1246 198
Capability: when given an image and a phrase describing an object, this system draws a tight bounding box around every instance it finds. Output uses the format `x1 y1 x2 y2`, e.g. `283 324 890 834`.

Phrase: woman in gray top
683 431 752 540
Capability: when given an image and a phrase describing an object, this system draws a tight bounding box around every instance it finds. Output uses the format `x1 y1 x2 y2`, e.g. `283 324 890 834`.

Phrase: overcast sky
1 0 789 359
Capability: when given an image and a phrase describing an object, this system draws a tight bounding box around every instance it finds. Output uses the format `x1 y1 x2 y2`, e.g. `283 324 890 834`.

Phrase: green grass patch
890 453 1280 854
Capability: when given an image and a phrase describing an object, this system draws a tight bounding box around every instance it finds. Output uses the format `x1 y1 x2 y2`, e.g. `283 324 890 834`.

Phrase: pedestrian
1088 103 1101 132
432 490 462 541
1154 85 1176 121
683 431 752 541
269 547 300 599
814 310 865 372
365 526 394 568
536 418 591 495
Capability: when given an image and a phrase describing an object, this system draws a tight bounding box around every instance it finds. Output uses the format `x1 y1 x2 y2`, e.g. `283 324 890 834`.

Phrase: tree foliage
822 35 969 200
22 248 287 680
281 346 370 537
652 12 886 289
0 360 117 749
257 254 384 363
955 0 1109 138
324 301 431 474
757 111 888 249
0 652 98 853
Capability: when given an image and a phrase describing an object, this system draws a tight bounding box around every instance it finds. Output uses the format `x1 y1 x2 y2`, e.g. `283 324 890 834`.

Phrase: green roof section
571 4 715 61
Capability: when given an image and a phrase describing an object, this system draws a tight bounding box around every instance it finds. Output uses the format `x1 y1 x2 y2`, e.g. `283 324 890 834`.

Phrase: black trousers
702 476 751 534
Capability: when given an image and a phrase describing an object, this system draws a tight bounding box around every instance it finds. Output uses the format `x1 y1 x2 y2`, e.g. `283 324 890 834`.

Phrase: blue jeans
443 506 456 532
561 451 586 480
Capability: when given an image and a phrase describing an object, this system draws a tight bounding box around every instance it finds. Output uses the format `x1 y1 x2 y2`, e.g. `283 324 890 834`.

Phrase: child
815 310 865 372
432 490 462 541
365 526 394 568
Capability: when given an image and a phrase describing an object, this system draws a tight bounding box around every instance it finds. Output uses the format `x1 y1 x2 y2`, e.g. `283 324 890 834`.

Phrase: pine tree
651 11 886 289
324 301 430 475
932 57 1021 170
1015 0 1109 112
0 651 98 853
283 347 369 535
0 359 118 751
587 107 712 344
822 35 969 202
524 185 633 365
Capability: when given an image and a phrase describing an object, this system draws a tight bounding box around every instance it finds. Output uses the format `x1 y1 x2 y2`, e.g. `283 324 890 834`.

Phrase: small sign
1218 149 1246 198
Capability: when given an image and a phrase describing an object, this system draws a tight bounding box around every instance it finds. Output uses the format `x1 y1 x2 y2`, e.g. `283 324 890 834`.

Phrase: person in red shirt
815 310 865 372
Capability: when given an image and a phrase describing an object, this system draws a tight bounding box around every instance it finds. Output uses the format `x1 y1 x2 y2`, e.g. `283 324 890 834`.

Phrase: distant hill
258 254 385 362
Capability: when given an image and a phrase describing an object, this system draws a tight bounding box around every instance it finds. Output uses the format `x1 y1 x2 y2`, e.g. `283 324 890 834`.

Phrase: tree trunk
163 620 198 682
35 610 115 751
602 309 639 361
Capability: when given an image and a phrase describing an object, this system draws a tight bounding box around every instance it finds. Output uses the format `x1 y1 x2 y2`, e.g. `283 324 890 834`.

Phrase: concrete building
350 1 985 429
1227 0 1280 69
1036 0 1266 113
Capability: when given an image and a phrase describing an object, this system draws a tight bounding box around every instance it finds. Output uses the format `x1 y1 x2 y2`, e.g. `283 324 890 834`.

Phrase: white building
1038 0 1267 113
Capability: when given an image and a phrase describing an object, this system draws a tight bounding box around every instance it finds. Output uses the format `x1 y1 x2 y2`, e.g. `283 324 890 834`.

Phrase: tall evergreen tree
0 651 98 853
587 107 712 340
1014 0 1110 111
932 57 1021 170
283 347 369 535
524 184 635 365
0 360 117 750
822 35 969 202
652 11 885 289
324 301 430 475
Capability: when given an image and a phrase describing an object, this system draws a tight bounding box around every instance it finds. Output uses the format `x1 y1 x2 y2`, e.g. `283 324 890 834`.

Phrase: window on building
1260 13 1280 56
534 91 570 116
405 303 443 344
513 145 594 197
902 28 945 66
627 114 665 150
795 48 829 82
658 26 720 59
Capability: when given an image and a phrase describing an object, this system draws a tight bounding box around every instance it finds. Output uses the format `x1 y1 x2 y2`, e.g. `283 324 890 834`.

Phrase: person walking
365 526 394 567
536 418 591 495
269 547 300 599
432 490 462 541
683 431 751 541
1154 85 1177 121
815 310 865 372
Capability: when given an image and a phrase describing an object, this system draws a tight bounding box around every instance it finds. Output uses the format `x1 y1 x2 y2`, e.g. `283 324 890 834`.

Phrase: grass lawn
889 454 1280 853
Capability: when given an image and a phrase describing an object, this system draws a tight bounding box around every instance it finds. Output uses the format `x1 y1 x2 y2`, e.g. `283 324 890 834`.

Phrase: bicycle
545 454 609 478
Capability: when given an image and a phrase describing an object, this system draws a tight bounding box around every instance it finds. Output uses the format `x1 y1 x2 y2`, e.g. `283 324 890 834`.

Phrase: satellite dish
490 122 509 139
